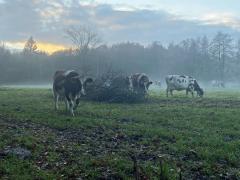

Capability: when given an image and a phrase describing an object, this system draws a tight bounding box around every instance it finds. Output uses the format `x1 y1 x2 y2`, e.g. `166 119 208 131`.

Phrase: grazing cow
53 70 93 116
129 73 153 93
165 75 204 97
211 80 225 88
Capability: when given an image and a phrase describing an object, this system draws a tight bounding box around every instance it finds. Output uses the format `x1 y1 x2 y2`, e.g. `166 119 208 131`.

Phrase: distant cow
154 80 162 88
129 73 153 94
165 75 204 97
53 70 93 116
211 80 225 88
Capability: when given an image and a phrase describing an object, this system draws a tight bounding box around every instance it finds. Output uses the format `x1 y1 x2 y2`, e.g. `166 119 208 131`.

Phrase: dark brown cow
53 70 93 116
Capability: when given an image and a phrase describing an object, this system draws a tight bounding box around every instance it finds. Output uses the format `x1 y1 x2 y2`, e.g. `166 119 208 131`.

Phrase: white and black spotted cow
129 73 153 94
165 75 204 97
53 70 93 116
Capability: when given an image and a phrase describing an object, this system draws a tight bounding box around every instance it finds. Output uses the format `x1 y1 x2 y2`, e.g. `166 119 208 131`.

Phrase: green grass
0 88 240 179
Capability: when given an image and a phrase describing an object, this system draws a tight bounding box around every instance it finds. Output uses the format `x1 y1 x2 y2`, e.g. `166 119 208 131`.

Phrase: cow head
139 74 152 92
146 81 153 90
71 77 93 111
197 88 204 97
81 77 94 95
193 80 204 97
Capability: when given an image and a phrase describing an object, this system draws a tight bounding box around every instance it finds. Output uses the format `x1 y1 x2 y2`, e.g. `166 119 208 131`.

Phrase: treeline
0 32 240 84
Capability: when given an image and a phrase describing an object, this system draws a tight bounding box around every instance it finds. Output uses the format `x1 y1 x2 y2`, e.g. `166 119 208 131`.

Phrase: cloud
0 0 240 51
0 0 42 40
200 12 240 30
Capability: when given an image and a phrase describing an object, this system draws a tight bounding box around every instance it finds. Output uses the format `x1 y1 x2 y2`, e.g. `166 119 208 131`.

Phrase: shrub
85 73 147 103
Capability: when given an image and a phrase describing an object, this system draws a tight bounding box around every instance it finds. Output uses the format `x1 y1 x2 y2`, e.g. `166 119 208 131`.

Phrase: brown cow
53 70 93 116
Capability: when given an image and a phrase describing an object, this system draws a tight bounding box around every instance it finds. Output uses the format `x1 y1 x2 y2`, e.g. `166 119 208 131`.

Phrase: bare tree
65 25 101 54
210 32 233 83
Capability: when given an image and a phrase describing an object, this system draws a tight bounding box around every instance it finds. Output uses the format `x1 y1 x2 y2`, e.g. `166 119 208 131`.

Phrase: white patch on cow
69 100 74 116
127 76 133 91
143 82 148 92
64 98 69 111
54 93 59 110
137 73 146 84
64 70 75 76
80 79 86 95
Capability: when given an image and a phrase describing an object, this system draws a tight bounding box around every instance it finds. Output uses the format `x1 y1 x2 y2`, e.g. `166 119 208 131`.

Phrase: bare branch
65 25 101 54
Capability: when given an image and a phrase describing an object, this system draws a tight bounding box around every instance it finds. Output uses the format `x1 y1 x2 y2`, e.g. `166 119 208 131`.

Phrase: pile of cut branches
85 72 146 103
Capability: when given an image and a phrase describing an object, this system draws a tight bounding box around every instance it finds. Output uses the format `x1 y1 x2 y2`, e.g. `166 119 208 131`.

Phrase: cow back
65 70 79 80
53 70 65 81
53 70 66 91
166 75 194 90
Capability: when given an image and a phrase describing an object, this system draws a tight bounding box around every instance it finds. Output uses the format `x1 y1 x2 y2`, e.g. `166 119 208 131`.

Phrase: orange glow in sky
5 41 68 54
37 42 68 54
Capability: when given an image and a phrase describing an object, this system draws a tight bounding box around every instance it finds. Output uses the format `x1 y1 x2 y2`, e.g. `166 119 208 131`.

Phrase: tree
23 36 38 55
65 25 101 75
210 32 233 82
200 36 209 56
236 39 240 63
65 25 101 55
199 36 211 80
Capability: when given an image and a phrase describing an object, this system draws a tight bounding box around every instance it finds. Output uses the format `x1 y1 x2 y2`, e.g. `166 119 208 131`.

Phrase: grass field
0 88 240 179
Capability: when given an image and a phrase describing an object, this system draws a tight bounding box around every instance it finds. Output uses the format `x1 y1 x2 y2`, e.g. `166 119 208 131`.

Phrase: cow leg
191 91 194 98
54 94 59 110
170 90 173 96
69 101 74 117
64 98 69 112
166 87 169 97
74 97 80 110
66 94 74 116
186 89 189 96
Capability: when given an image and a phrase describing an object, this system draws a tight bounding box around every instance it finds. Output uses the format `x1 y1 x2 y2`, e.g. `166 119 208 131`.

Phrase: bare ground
0 112 238 179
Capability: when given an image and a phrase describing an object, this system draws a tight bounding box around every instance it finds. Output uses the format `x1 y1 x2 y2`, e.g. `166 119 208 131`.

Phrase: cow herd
53 70 204 116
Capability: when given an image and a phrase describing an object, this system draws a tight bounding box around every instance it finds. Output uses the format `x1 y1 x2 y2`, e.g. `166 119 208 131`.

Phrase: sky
0 0 240 53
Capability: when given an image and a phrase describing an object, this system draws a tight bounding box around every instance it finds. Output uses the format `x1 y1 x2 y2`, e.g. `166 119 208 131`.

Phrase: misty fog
1 32 240 91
